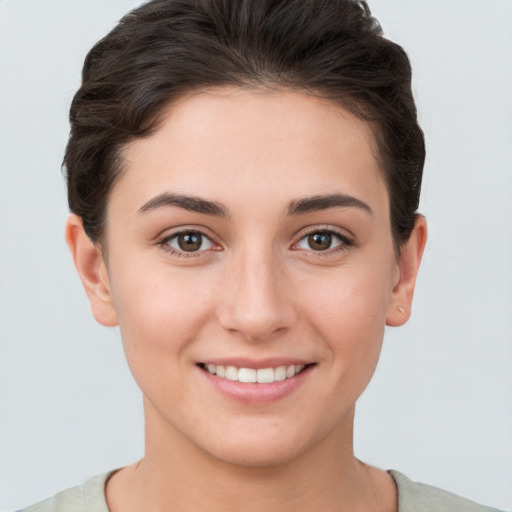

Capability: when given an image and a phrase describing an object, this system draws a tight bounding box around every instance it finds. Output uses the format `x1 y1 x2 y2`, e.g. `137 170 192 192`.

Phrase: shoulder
389 470 505 512
16 472 114 512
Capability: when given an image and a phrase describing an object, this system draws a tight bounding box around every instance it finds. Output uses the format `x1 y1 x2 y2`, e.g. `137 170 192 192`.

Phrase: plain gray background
1 1 511 510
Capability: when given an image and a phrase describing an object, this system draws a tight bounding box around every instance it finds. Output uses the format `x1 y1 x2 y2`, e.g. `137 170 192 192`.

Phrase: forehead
116 87 388 215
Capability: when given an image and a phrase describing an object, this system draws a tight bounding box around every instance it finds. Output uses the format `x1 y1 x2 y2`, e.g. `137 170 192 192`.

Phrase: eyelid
291 225 356 252
157 225 223 256
155 224 355 257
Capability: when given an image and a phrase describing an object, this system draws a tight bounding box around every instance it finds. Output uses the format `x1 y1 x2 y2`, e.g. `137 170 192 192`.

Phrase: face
77 88 418 467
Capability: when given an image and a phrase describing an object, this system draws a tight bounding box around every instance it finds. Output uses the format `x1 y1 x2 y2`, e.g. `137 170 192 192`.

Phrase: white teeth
238 368 257 383
256 368 274 384
274 366 287 381
203 363 309 383
225 366 238 381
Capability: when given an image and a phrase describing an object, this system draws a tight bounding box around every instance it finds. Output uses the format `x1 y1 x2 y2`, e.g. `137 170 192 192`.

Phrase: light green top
17 469 504 512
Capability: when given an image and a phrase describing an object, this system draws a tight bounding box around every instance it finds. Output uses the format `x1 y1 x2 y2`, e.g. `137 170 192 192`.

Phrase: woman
14 1 505 511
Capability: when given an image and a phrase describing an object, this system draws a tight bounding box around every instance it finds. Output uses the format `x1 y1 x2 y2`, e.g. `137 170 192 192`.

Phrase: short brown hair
65 0 425 249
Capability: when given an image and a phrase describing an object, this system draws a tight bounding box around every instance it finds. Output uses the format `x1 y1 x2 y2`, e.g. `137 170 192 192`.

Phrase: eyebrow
287 193 373 216
139 193 230 217
138 192 372 218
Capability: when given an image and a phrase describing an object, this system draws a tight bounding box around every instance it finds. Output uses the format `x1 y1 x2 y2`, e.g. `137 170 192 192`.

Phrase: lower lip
198 365 314 404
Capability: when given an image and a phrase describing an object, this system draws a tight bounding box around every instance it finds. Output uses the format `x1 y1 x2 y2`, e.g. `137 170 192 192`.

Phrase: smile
200 363 309 383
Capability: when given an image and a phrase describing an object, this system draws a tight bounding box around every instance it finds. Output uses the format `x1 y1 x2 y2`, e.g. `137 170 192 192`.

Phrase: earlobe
65 214 118 327
386 215 427 327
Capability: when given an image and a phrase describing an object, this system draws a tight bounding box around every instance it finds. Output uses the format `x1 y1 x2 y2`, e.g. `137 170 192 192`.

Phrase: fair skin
66 87 426 512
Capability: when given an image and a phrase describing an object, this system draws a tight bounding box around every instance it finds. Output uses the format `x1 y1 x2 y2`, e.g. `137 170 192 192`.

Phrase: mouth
198 362 314 384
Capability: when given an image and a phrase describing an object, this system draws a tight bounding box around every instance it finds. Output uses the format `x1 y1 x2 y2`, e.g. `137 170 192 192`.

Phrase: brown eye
167 231 214 253
308 232 333 251
296 230 347 252
178 232 202 251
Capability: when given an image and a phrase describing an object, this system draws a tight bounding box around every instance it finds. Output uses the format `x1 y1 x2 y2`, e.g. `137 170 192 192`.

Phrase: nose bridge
218 240 294 342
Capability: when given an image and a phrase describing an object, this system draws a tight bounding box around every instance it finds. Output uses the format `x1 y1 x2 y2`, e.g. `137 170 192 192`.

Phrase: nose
217 247 297 343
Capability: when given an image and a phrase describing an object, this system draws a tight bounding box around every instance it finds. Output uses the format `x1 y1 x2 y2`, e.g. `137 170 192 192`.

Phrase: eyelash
293 227 355 255
157 226 355 258
158 229 220 258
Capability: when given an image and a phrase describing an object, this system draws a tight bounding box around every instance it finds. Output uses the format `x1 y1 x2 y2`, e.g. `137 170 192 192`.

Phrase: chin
196 417 335 469
208 438 307 468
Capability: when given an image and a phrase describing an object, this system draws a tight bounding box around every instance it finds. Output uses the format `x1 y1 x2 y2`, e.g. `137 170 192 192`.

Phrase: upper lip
199 358 314 369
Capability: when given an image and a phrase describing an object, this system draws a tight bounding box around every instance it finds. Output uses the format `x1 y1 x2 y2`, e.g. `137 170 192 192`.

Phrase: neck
106 400 396 512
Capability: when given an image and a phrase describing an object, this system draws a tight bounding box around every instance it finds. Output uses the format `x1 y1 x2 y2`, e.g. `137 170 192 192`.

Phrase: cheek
300 262 392 335
295 261 394 380
108 261 218 364
108 266 223 411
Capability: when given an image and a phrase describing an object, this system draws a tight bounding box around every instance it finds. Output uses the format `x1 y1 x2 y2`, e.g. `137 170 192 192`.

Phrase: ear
65 214 118 327
386 215 427 327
